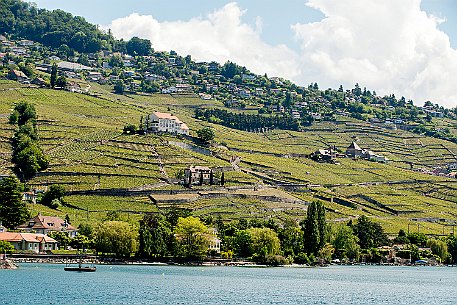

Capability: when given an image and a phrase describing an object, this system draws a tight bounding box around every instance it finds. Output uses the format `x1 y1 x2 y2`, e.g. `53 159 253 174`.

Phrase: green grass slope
1 80 457 235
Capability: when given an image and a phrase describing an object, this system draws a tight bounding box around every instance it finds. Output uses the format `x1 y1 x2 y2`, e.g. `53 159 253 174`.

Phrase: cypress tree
303 200 326 255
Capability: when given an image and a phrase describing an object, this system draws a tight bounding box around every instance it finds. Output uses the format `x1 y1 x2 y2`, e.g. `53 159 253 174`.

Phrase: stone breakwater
0 259 18 269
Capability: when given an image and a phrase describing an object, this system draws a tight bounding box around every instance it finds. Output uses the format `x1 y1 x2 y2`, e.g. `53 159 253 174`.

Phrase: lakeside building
0 231 58 253
144 111 189 135
16 213 77 237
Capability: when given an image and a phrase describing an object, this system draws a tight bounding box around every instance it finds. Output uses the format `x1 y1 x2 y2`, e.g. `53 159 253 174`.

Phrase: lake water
1 264 457 304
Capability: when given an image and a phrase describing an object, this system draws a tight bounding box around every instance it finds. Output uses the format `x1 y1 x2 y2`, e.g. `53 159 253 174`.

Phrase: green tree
94 221 138 257
0 240 15 254
48 231 71 250
139 214 173 258
114 80 124 94
13 101 37 126
331 224 360 260
174 216 209 260
56 75 67 88
302 200 327 255
447 235 457 263
246 227 281 261
40 185 65 208
123 123 137 135
126 37 152 56
0 177 29 229
50 63 57 88
353 216 388 249
427 239 449 263
233 229 252 257
196 126 215 143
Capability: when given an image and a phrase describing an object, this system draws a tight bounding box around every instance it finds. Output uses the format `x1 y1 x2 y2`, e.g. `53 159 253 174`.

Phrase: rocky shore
0 259 18 269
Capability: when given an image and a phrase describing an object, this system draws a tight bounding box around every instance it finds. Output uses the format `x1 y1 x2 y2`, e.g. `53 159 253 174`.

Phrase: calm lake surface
1 264 457 304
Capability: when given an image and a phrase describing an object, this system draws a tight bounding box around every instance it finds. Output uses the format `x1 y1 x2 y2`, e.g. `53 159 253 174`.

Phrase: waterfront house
0 232 58 253
16 213 77 237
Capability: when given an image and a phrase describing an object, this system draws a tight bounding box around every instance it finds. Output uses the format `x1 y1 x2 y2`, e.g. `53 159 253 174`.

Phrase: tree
331 224 360 260
196 126 215 143
233 229 252 258
302 200 327 255
353 216 388 249
0 240 15 254
139 214 173 258
48 231 71 249
114 80 124 94
94 221 138 257
246 227 281 261
0 177 29 229
427 239 449 263
40 185 65 208
174 216 209 260
55 75 67 88
50 63 57 88
447 235 457 263
13 101 37 126
126 37 152 56
123 124 137 135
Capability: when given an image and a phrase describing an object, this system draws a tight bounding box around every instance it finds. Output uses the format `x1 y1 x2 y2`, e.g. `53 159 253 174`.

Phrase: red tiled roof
0 232 57 243
16 214 76 231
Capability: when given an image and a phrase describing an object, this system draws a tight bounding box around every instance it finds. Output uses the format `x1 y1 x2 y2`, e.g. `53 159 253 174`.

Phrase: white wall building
145 112 189 135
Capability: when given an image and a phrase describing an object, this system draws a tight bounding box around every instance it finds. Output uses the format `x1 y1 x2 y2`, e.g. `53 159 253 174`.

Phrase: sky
27 0 457 108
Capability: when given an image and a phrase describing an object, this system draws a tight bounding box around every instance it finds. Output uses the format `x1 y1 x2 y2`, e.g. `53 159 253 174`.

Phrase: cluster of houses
413 162 457 179
311 142 389 163
0 213 76 254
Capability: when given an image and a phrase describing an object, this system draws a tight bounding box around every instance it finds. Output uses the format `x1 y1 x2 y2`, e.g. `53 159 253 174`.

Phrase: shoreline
8 257 456 268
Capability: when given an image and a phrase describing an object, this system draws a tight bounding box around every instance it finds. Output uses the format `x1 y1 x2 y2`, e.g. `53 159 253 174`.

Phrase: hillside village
2 0 457 266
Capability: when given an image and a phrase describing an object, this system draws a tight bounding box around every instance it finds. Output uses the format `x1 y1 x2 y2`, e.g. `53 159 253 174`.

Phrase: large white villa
144 111 189 135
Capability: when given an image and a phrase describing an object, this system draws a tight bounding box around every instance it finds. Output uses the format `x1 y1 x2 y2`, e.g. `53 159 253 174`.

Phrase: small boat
64 257 96 272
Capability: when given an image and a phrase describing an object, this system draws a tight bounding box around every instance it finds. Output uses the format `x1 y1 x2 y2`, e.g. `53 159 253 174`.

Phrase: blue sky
27 0 457 107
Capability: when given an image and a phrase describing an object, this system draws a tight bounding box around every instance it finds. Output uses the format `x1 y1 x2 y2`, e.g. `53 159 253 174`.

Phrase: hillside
1 80 457 235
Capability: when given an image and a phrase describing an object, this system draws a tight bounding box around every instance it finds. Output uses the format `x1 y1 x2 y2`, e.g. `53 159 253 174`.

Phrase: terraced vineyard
1 80 457 235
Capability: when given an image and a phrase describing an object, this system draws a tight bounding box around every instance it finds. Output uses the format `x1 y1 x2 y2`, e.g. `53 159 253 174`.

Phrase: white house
145 112 189 135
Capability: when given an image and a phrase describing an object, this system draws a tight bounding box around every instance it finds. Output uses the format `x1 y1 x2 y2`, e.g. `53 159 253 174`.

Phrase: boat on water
64 256 96 272
64 264 96 272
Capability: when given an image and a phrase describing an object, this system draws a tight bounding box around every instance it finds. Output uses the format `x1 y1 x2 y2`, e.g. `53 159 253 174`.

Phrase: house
346 142 364 158
207 228 221 254
16 213 77 237
448 163 457 171
242 74 256 81
239 89 251 98
162 86 178 94
310 148 337 163
184 165 213 185
31 77 47 87
57 61 92 71
208 62 219 71
8 69 29 83
144 111 189 135
0 232 58 253
49 55 61 61
291 111 301 119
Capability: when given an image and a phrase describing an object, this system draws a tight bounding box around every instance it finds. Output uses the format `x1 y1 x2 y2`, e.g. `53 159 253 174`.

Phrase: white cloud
293 0 457 107
105 3 299 81
105 1 457 107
